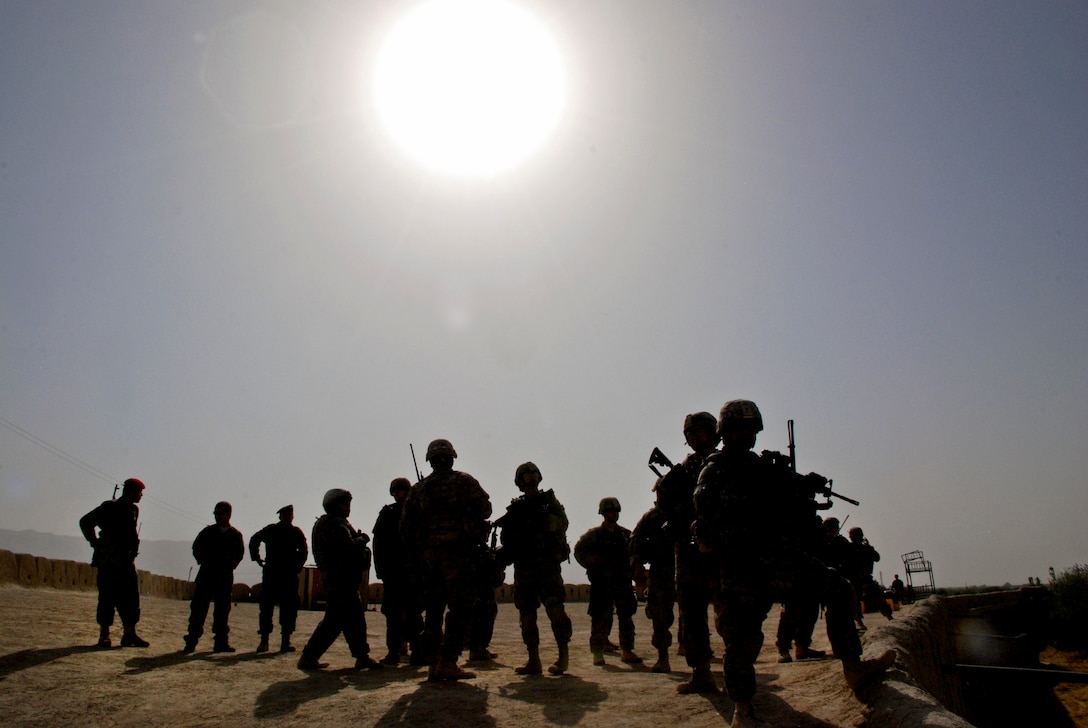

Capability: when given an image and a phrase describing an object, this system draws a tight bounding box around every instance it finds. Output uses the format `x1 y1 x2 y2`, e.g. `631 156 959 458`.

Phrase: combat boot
256 635 270 653
843 649 895 690
651 646 670 673
429 657 476 681
677 663 719 694
97 627 112 648
515 645 543 675
279 634 295 653
213 638 236 653
354 655 384 670
730 701 757 728
548 643 569 675
777 647 793 663
468 648 497 661
182 635 197 654
620 647 643 664
591 648 605 666
795 646 826 661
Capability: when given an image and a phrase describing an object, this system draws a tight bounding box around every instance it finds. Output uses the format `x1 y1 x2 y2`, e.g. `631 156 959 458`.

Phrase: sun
373 0 566 179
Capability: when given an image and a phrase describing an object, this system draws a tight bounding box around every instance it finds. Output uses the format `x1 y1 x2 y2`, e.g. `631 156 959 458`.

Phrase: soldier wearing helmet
573 497 643 666
694 400 893 727
372 477 422 665
79 477 149 648
184 502 245 654
630 491 675 674
652 411 723 693
846 526 893 627
494 461 573 676
297 489 383 671
400 439 492 681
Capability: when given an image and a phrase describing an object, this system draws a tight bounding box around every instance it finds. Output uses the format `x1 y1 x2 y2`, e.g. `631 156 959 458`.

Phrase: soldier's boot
297 655 328 670
182 635 197 654
213 638 236 654
429 657 476 681
279 634 296 653
730 701 758 728
256 635 270 653
380 651 400 665
591 648 605 666
548 642 569 675
468 648 496 662
604 640 619 652
120 626 148 648
677 663 719 694
354 655 385 670
97 627 112 648
514 645 543 675
651 646 671 673
777 647 793 663
620 647 644 664
795 646 826 661
842 649 896 691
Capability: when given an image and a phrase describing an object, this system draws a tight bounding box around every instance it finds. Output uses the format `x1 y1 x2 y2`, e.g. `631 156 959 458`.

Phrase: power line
0 414 204 525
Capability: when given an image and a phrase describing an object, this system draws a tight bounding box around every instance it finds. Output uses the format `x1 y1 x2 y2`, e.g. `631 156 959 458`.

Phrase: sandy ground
0 584 919 727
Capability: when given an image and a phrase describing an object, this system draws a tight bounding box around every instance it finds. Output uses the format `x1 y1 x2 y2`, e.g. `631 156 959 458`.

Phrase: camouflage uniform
497 488 573 656
694 448 861 703
574 519 638 655
630 505 674 658
401 467 492 666
299 511 375 663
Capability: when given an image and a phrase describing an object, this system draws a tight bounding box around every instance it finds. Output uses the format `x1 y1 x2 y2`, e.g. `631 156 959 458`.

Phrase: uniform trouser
774 595 820 651
676 542 717 667
469 579 498 651
419 549 476 662
644 562 675 651
514 561 572 647
854 577 893 619
301 586 371 660
96 562 140 628
715 560 861 703
258 570 299 636
187 569 233 641
587 578 637 651
381 578 422 655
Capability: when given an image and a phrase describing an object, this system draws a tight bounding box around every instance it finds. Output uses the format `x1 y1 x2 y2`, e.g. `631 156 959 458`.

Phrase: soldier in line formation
249 504 309 654
80 416 896 719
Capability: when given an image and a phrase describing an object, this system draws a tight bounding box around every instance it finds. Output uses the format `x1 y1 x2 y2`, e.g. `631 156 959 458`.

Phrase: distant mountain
0 529 263 585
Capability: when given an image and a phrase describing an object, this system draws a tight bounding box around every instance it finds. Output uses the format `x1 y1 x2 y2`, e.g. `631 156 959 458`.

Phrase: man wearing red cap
80 478 149 648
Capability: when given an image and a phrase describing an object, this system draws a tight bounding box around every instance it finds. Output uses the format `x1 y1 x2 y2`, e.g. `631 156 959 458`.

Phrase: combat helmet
684 411 721 446
322 488 352 513
717 399 764 435
389 477 412 495
425 439 457 461
514 461 541 486
598 497 621 515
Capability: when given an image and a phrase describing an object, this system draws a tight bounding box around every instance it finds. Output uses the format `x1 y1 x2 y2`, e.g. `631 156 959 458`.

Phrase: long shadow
254 668 350 719
125 648 289 675
496 674 608 725
375 680 496 728
0 645 102 680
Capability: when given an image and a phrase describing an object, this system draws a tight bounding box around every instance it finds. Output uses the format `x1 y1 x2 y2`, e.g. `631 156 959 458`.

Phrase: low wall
0 549 194 601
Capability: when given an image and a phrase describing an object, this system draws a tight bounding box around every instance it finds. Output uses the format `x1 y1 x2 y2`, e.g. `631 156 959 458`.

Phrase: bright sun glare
374 0 566 179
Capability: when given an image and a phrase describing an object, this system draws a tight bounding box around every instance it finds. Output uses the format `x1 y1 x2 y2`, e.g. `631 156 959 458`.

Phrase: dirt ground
0 584 928 727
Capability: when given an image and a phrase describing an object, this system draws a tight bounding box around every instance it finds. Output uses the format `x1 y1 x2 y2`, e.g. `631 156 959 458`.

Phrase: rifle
647 446 674 477
409 443 422 482
761 419 860 508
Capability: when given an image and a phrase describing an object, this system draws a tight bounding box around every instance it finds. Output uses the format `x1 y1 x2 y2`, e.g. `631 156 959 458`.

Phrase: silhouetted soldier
249 504 308 653
630 496 675 673
574 497 643 667
467 529 502 663
848 526 893 626
694 400 894 728
184 501 244 653
297 488 383 671
401 439 492 681
372 477 422 665
495 461 573 675
79 477 149 648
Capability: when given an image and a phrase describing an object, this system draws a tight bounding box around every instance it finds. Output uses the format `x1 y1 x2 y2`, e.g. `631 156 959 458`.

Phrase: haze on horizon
2 1 1086 590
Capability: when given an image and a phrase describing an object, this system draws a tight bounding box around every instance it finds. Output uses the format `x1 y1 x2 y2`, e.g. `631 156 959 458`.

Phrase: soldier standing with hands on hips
249 504 309 654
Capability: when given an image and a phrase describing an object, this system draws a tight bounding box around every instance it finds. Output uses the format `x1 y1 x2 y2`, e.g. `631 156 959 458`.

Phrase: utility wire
0 414 204 525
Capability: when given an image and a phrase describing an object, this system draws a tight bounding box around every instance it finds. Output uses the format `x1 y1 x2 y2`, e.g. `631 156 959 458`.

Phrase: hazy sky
2 1 1086 589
